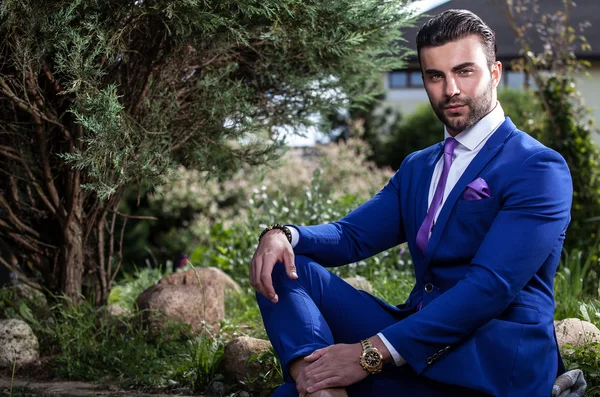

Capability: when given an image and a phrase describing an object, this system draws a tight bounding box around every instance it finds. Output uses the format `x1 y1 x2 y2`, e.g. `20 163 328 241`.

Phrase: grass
554 247 600 320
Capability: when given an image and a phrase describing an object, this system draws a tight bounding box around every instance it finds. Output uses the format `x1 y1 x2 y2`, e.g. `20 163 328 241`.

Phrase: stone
210 381 225 395
4 282 48 313
224 336 273 390
107 304 131 317
343 276 373 293
555 318 600 349
172 387 193 395
97 304 131 319
0 319 39 368
135 273 225 332
159 267 242 294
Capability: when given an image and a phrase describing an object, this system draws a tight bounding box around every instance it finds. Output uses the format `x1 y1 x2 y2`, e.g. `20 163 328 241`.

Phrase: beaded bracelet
259 224 292 244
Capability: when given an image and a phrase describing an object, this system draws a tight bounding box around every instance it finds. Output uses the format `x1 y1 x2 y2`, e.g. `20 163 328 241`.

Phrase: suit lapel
422 118 517 267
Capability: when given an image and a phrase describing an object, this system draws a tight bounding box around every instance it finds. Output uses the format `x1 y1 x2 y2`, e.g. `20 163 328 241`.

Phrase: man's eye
430 74 442 81
459 69 473 75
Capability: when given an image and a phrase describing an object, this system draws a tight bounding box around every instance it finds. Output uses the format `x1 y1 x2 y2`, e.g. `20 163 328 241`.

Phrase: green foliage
0 0 413 197
499 0 600 250
6 293 231 392
563 342 600 395
241 346 283 395
18 298 186 386
173 336 225 393
0 0 414 300
535 74 600 249
184 169 411 285
109 265 170 310
554 247 600 320
559 301 600 394
119 139 393 272
374 102 441 170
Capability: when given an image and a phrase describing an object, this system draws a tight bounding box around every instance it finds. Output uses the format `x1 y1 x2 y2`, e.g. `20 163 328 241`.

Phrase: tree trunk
60 209 85 302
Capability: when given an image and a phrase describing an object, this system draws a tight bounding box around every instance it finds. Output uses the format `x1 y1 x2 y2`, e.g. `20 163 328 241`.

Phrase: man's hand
250 229 297 303
295 344 367 395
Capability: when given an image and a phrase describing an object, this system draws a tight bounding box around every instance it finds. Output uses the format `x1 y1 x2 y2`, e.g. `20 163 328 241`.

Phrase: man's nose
445 77 460 97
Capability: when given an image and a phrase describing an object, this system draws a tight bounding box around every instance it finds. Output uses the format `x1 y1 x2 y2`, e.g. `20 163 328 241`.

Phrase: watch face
364 350 381 367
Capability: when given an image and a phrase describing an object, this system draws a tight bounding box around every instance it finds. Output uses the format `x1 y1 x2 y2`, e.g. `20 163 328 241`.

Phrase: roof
400 0 600 60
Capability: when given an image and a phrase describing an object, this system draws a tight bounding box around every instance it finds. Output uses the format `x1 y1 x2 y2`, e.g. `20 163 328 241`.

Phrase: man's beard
431 81 494 134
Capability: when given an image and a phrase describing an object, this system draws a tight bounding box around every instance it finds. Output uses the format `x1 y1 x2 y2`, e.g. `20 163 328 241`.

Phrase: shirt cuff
287 225 299 248
377 332 406 366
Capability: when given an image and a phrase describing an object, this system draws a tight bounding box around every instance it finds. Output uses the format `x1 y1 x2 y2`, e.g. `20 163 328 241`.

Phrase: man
250 9 572 397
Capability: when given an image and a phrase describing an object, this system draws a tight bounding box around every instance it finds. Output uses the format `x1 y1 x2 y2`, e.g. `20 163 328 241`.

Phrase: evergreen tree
0 0 412 303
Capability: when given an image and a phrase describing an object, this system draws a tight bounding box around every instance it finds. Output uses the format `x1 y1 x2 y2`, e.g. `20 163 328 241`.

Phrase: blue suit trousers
257 256 488 396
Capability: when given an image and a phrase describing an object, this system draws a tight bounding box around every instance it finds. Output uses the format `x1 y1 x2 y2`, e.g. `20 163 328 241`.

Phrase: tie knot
444 137 458 155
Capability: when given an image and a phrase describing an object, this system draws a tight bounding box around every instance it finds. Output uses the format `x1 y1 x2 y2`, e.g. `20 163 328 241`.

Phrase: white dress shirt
289 103 506 366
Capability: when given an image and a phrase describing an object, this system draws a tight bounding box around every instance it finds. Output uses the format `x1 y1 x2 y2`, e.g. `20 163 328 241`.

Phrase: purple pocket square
464 177 491 200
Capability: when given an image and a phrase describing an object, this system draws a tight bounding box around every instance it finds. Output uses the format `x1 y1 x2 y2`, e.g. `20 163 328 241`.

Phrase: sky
280 0 452 147
411 0 452 14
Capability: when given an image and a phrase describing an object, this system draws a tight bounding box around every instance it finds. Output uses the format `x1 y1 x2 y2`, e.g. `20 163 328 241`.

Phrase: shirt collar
444 102 505 151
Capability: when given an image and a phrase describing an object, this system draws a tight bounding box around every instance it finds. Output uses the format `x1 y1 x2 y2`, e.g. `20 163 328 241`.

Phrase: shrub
120 139 394 270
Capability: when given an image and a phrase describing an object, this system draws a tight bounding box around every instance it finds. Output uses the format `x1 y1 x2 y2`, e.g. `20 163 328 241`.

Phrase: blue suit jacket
292 118 573 396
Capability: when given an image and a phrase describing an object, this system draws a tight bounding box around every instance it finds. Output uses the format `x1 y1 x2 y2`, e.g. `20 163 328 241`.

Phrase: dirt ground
0 377 214 397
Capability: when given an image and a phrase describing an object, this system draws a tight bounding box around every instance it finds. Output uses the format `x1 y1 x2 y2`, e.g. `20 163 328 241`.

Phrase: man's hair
416 9 497 68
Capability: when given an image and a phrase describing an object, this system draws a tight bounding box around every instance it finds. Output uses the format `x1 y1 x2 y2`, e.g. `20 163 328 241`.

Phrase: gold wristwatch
359 339 383 374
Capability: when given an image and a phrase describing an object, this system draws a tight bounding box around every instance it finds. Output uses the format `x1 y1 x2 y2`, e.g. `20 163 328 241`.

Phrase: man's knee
271 255 319 278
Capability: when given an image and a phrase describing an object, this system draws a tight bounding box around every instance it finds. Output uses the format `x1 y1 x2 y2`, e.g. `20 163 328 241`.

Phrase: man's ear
491 61 503 88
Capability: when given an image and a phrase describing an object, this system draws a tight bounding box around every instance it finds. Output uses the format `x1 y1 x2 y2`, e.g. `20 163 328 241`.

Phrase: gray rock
159 267 241 295
135 278 225 332
106 304 131 318
210 381 225 395
224 336 274 390
172 387 193 395
0 319 39 368
555 318 600 349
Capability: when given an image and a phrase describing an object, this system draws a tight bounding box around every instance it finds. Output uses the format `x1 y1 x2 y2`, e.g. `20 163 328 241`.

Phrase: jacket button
427 357 433 365
425 283 434 293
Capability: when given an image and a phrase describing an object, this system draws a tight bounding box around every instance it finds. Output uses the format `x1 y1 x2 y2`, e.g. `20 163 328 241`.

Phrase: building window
505 70 526 89
389 71 408 88
389 69 534 90
389 70 423 89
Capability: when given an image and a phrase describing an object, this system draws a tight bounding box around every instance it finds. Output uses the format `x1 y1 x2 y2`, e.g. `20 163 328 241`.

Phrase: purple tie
416 137 458 253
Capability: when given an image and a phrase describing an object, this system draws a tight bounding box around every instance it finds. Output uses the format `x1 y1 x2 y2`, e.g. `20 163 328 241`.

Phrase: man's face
419 35 502 136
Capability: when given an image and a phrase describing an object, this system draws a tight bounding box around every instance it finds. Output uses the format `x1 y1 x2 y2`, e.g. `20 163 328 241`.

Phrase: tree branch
42 63 63 94
96 215 108 303
494 0 563 137
0 256 43 293
110 216 128 287
131 66 158 115
3 229 47 256
63 124 82 236
0 78 71 140
109 211 158 221
169 132 195 152
106 210 117 283
0 196 41 239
